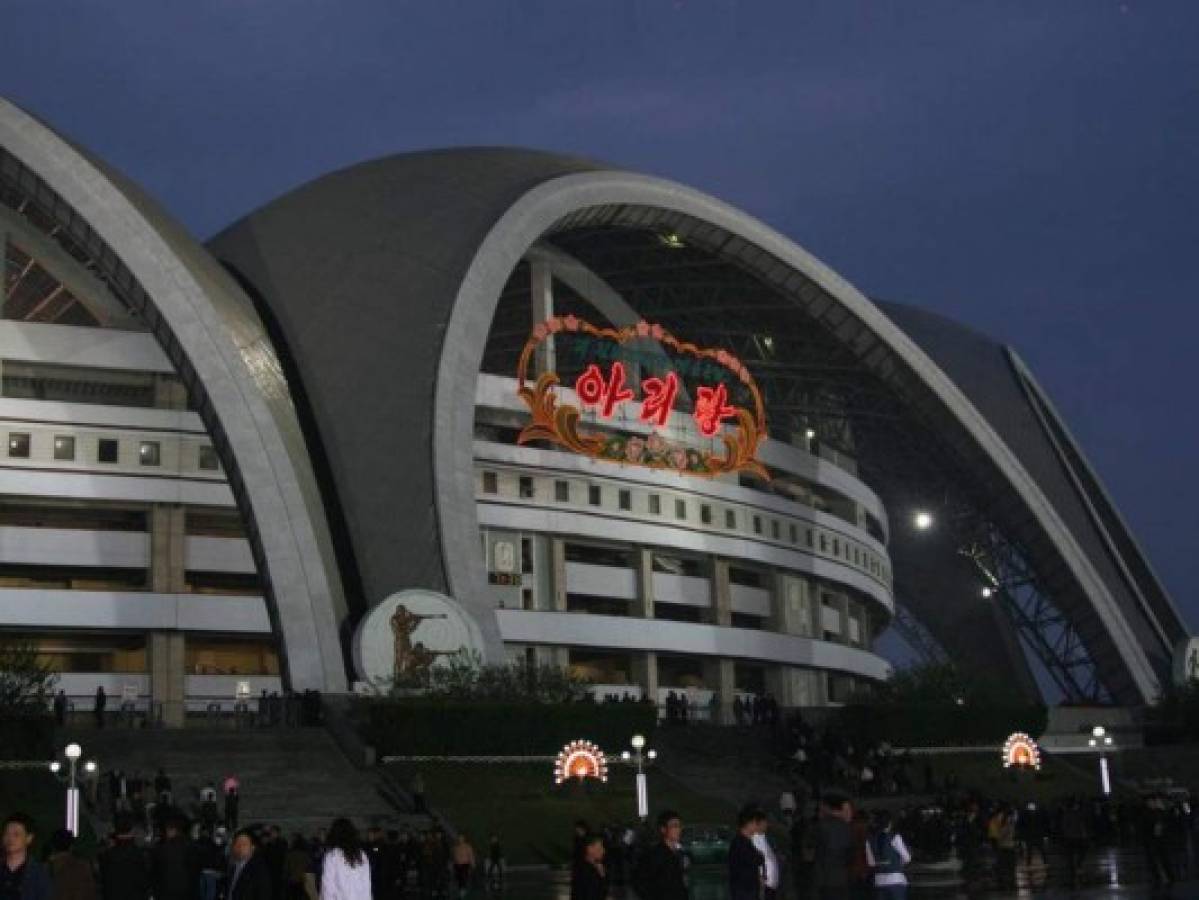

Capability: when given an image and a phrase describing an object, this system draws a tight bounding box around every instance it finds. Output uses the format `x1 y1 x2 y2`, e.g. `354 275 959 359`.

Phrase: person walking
46 829 95 900
450 835 475 898
321 818 371 900
228 830 273 900
93 686 107 729
152 816 200 900
751 811 781 900
224 785 241 832
98 815 151 900
570 833 609 900
2 813 51 900
864 810 910 900
814 793 855 900
728 807 765 900
484 834 504 889
632 810 689 900
53 690 68 728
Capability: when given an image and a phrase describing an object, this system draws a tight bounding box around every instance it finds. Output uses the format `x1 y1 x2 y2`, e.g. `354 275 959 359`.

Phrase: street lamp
51 742 96 835
624 733 656 820
1087 725 1114 796
913 511 934 531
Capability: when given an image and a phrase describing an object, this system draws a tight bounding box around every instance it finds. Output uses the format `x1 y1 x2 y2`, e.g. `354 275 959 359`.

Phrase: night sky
3 2 1195 631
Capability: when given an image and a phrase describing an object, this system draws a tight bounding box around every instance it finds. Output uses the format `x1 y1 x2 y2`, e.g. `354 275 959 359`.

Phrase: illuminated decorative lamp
1001 731 1042 771
553 739 609 785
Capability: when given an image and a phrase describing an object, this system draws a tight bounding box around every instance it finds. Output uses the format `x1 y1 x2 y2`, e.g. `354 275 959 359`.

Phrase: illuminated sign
516 317 768 479
554 739 609 784
1001 732 1042 771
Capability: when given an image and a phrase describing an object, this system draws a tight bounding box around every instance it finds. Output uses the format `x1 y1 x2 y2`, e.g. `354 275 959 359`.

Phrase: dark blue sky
3 2 1196 627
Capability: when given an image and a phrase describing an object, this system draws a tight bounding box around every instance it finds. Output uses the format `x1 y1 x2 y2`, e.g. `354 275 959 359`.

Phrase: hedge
356 698 657 756
0 714 54 760
834 702 1049 747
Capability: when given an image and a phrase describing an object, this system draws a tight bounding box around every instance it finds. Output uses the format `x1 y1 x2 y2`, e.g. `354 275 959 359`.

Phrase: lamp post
1087 725 1114 796
621 733 657 820
50 742 97 835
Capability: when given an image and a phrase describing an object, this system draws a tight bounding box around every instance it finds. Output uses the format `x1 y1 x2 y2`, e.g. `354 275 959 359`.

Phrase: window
674 498 686 520
198 445 220 471
771 520 781 540
588 485 601 506
482 471 498 493
97 438 119 464
832 538 840 557
648 494 661 515
554 480 570 502
139 441 161 466
521 537 533 573
752 515 762 535
724 509 736 529
819 534 828 552
700 504 712 525
53 436 76 461
618 489 631 511
518 476 535 499
806 529 814 548
7 432 30 458
789 524 799 544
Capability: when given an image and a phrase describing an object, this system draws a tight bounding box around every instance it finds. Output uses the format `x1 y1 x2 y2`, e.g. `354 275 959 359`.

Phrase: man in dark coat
152 816 200 900
46 828 95 900
99 816 151 900
633 810 688 900
813 793 854 900
227 830 273 900
2 813 51 900
728 807 765 900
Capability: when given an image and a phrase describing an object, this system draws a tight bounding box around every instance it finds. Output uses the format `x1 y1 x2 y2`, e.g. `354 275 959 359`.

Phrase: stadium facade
0 97 1186 725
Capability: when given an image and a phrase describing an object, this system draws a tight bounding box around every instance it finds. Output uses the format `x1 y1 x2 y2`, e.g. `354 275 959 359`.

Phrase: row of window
478 467 891 587
5 430 220 471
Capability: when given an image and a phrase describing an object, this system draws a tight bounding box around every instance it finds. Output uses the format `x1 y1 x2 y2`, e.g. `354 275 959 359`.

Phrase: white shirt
320 848 372 900
751 832 779 889
864 832 911 886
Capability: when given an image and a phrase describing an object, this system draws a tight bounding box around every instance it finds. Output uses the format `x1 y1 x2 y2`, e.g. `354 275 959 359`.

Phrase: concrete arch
436 171 1161 703
0 97 347 691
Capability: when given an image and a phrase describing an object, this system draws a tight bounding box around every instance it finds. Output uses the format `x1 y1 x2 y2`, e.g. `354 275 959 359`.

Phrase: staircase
60 725 427 835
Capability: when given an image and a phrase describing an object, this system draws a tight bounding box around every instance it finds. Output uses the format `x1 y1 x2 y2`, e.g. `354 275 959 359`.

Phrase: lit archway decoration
517 317 769 480
554 739 609 784
1001 732 1042 771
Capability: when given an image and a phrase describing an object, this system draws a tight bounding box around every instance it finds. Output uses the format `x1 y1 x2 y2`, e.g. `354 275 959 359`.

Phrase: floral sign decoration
516 315 769 480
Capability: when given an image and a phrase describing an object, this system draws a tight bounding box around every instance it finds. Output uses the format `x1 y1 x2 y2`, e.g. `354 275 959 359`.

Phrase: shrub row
834 702 1049 747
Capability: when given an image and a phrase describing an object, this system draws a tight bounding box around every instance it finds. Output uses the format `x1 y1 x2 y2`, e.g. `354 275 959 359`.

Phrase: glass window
198 445 220 471
806 529 814 548
648 494 661 515
789 524 799 544
618 489 631 511
7 432 30 458
752 515 762 535
588 485 601 506
700 504 712 525
53 435 76 461
97 438 119 464
724 509 736 529
674 498 687 519
482 471 498 494
554 480 570 502
518 476 535 499
139 441 161 466
771 520 780 540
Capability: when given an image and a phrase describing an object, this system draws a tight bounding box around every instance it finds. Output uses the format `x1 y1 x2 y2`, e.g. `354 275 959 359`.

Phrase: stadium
0 95 1186 726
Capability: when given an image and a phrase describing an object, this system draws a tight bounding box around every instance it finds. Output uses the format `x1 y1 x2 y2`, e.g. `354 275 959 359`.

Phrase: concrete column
530 259 555 376
635 548 654 619
633 652 659 706
150 505 186 593
549 538 567 612
710 558 732 627
148 632 186 728
153 374 188 410
704 658 736 725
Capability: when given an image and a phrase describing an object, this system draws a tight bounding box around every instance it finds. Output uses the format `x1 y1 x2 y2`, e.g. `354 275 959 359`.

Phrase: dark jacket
152 834 200 900
99 840 151 900
632 841 688 900
569 860 609 900
47 853 96 900
814 817 854 889
2 858 52 900
227 855 273 900
727 832 764 900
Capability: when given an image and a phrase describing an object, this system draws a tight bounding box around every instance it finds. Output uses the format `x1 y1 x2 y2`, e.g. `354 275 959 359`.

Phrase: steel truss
959 522 1109 704
890 602 949 665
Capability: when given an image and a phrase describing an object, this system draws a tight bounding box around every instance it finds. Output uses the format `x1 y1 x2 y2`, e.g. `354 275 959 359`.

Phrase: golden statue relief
390 603 450 679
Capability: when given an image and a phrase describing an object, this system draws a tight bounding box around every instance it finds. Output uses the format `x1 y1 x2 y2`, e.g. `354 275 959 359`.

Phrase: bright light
64 743 82 760
981 587 993 598
49 761 61 774
658 232 686 249
913 511 934 531
1104 736 1113 746
621 751 631 761
84 761 97 774
1091 725 1106 739
804 428 817 440
1100 756 1111 796
647 749 658 760
1089 739 1097 747
631 734 646 750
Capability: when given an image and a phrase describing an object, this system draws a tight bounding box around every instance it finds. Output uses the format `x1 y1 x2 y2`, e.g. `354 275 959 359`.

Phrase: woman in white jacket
320 818 372 900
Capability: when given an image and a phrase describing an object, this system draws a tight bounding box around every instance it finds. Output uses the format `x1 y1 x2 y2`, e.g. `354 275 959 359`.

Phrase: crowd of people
49 688 326 730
